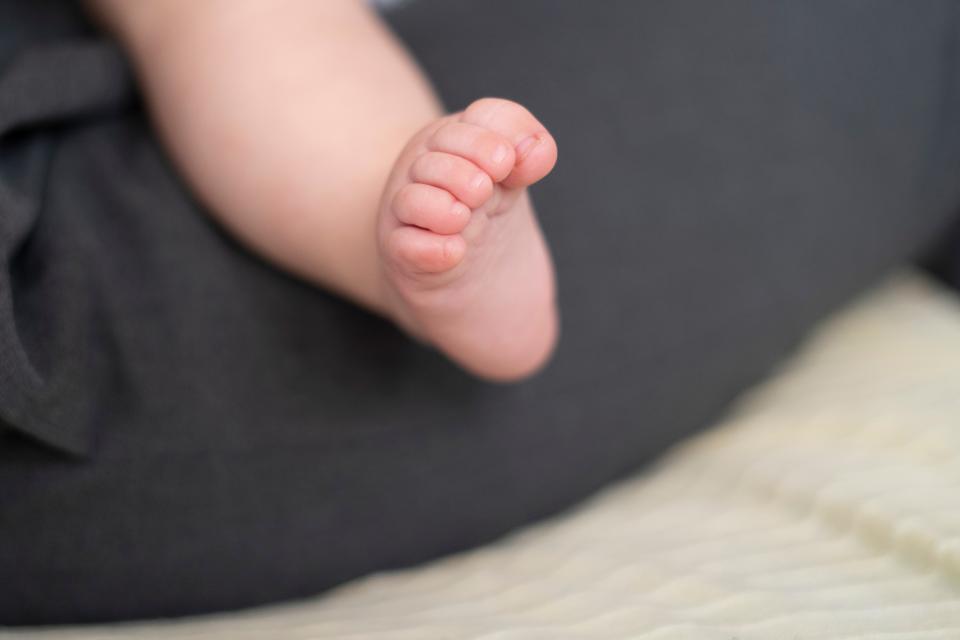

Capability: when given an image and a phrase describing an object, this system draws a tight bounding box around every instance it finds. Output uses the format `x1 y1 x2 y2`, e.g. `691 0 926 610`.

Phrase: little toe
386 225 466 274
393 183 471 235
410 151 493 209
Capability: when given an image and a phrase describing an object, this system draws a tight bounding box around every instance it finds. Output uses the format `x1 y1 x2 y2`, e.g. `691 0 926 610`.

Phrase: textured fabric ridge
7 269 960 639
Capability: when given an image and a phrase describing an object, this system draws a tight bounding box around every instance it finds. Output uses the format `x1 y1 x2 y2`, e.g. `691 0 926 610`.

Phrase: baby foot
378 98 559 381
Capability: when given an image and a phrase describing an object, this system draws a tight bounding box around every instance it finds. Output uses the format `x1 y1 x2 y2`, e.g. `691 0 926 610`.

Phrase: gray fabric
1 0 959 625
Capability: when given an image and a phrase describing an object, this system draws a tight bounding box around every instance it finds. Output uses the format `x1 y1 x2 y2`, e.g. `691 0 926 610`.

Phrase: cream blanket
9 271 960 639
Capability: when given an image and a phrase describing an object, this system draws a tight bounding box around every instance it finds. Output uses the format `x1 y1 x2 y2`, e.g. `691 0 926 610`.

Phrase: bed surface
8 271 960 639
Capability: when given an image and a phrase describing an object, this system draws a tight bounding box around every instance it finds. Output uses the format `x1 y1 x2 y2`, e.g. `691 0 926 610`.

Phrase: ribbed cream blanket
9 271 960 639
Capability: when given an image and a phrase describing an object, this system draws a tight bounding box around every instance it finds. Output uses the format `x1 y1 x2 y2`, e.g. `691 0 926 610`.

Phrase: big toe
460 98 558 190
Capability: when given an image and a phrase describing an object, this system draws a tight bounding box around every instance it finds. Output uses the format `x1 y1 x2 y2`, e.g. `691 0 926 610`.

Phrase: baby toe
386 225 466 274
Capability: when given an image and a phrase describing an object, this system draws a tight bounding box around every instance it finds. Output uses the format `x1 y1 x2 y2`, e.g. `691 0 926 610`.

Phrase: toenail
443 237 460 261
471 173 489 191
492 144 510 165
515 134 541 163
452 202 471 219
